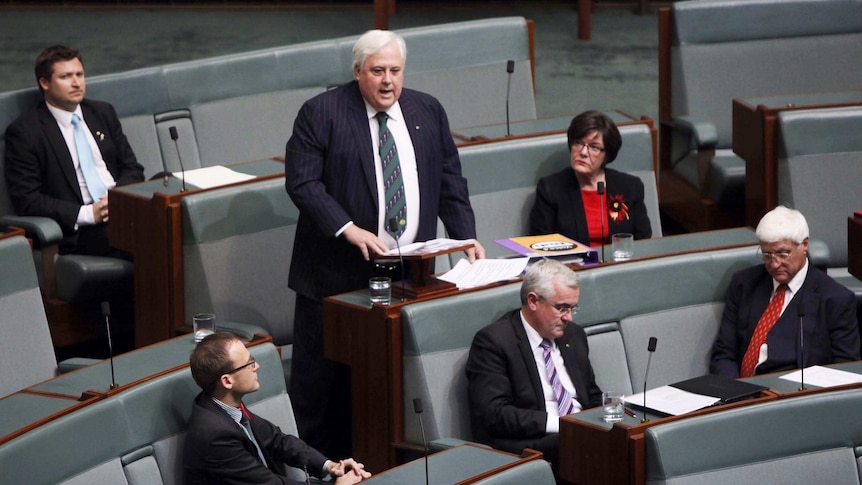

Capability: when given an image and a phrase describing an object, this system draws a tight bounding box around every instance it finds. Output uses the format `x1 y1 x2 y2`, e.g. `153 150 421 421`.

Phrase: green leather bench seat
181 177 300 386
399 244 761 446
0 342 300 485
665 0 862 213
645 387 862 484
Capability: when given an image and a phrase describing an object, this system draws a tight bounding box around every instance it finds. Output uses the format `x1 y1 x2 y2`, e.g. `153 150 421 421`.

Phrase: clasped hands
92 194 109 223
328 458 372 484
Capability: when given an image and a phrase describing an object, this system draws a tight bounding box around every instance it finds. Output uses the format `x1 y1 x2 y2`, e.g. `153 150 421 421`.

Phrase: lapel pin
565 343 571 348
96 131 104 141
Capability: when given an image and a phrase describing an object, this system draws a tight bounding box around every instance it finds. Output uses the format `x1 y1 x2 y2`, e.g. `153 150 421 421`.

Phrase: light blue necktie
70 113 108 201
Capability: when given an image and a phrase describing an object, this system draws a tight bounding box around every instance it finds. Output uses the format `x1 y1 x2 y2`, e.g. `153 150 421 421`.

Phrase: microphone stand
597 181 606 263
798 303 806 391
389 218 406 303
413 398 429 485
169 126 187 192
505 60 514 137
101 302 119 390
642 337 657 423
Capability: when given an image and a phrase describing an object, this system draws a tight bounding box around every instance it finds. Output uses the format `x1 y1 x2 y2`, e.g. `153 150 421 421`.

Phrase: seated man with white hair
710 205 860 378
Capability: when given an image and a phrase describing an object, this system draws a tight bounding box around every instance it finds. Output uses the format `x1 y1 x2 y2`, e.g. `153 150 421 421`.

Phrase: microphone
101 301 119 390
641 336 657 423
797 302 806 391
597 181 606 263
413 398 429 485
389 217 406 303
169 126 187 192
505 60 515 137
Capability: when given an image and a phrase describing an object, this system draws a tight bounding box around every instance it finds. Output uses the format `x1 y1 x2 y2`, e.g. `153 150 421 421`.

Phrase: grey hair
520 258 580 305
755 205 809 245
352 29 407 71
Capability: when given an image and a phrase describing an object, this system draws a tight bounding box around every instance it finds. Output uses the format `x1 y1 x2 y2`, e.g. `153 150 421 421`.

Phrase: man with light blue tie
466 258 603 475
4 45 144 257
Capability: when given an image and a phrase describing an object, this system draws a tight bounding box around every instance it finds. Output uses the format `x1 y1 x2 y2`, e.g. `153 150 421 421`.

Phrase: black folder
670 374 767 404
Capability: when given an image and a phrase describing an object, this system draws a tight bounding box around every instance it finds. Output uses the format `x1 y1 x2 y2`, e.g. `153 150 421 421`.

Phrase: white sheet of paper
382 238 472 257
175 166 255 189
779 365 862 387
438 257 529 290
626 385 721 416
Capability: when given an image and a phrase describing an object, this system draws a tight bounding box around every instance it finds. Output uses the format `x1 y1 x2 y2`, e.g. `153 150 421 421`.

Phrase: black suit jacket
466 309 602 455
4 98 144 234
529 167 651 243
285 81 477 301
710 264 860 378
183 393 328 485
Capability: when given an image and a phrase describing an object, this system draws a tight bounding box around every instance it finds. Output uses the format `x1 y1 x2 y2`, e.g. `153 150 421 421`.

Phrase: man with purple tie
466 259 602 475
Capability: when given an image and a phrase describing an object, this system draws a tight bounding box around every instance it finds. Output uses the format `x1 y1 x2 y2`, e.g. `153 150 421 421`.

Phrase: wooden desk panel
849 215 862 281
559 393 776 485
732 92 862 226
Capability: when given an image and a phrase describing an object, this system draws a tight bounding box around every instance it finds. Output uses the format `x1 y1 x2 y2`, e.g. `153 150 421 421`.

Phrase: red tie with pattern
740 284 788 378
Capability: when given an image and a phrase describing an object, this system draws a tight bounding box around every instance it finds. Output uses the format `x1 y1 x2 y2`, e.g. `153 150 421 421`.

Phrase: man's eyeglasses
539 296 579 316
572 141 606 157
226 357 256 374
757 245 797 263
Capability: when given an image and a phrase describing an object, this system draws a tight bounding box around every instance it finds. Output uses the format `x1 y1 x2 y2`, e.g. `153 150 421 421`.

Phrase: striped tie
70 113 108 201
541 339 575 417
376 112 406 238
740 284 788 378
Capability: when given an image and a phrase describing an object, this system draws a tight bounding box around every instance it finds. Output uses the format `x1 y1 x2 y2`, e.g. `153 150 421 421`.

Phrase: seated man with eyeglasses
710 205 860 379
466 258 602 475
183 332 371 484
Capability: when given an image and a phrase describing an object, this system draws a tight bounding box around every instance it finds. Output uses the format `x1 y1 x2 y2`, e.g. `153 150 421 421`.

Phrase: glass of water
612 233 634 261
602 391 625 422
193 313 216 343
369 277 391 305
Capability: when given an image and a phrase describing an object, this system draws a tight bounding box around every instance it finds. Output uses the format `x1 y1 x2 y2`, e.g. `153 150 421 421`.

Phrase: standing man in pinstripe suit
285 29 485 458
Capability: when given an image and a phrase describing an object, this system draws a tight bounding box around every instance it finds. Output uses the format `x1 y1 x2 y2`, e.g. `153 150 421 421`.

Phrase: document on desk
382 238 473 257
779 366 862 387
174 166 256 189
439 257 529 290
626 385 720 416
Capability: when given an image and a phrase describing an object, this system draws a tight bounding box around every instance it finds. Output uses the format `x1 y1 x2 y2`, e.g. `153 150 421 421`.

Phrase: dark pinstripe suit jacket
284 81 477 300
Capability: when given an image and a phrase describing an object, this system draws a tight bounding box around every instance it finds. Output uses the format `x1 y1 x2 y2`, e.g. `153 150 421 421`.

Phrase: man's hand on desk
466 240 486 262
330 458 372 484
343 224 389 261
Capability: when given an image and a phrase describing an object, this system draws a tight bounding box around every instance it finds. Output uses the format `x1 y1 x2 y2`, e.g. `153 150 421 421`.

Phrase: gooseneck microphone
597 181 606 263
413 398 430 485
798 302 806 391
168 126 187 192
641 336 658 422
505 60 515 137
389 217 406 303
101 301 119 390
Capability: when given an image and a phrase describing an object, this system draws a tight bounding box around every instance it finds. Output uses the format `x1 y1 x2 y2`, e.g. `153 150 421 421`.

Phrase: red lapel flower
608 194 629 221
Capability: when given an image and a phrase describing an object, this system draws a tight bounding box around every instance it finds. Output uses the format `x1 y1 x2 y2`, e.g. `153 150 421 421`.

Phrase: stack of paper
439 258 529 290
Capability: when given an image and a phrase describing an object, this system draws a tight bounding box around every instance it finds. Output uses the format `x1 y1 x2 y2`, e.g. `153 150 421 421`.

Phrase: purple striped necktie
541 339 574 417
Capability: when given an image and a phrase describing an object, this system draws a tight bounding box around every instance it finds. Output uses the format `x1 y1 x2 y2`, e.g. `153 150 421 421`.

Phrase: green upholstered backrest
777 106 862 267
182 178 299 346
645 387 862 484
670 0 862 148
0 235 58 397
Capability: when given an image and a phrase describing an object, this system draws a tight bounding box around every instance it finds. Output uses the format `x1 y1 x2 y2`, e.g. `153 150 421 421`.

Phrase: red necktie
740 284 788 377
